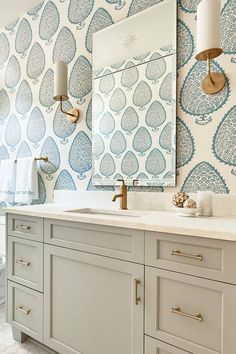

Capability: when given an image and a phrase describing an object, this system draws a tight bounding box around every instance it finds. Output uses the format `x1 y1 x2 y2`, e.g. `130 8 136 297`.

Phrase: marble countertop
5 203 236 242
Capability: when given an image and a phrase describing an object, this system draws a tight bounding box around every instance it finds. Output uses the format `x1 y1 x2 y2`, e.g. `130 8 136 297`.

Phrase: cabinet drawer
8 281 43 342
145 267 236 354
145 336 191 354
145 231 236 284
44 219 144 263
7 214 43 242
8 237 43 292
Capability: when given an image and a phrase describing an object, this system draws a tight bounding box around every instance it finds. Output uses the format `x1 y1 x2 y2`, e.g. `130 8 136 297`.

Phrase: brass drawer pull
16 259 31 267
16 306 31 315
171 306 203 322
171 249 203 261
133 279 141 305
16 224 31 231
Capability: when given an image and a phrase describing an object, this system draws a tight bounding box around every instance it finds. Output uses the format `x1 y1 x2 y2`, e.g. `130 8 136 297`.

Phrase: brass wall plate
195 48 223 61
202 72 226 94
67 108 80 123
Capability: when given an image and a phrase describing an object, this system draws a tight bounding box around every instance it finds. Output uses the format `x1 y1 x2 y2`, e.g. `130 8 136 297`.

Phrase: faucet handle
132 179 139 186
117 178 126 186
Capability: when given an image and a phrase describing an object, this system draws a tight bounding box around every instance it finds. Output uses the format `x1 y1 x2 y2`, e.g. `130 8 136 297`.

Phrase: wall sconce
195 0 225 94
53 61 80 123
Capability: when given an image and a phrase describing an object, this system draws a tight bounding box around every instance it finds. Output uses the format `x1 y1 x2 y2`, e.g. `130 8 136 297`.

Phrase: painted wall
0 0 235 206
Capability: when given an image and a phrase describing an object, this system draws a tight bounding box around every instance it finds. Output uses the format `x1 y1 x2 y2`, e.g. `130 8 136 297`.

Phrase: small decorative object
175 207 200 217
172 192 189 208
173 193 199 217
183 199 197 209
173 192 200 216
53 61 79 123
195 0 225 94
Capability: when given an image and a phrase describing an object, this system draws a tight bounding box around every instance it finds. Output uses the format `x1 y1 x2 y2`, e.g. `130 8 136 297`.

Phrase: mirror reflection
92 0 176 187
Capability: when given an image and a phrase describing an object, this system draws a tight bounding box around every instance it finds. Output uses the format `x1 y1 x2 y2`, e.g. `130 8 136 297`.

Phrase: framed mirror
92 0 177 187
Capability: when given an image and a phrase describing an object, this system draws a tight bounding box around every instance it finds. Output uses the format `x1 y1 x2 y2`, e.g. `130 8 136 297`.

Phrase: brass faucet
112 179 128 210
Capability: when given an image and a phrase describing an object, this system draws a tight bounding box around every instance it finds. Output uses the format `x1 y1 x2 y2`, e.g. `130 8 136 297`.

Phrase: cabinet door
44 244 144 354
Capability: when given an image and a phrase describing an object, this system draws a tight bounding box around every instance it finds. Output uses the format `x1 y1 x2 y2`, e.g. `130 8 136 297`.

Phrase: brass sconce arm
207 57 214 84
59 96 80 123
200 56 225 94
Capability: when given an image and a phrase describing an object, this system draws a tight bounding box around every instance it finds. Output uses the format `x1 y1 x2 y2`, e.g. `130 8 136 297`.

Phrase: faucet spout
112 194 123 202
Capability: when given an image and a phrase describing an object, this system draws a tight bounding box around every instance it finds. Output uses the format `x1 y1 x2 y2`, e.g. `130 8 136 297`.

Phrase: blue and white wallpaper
93 53 176 186
0 0 235 206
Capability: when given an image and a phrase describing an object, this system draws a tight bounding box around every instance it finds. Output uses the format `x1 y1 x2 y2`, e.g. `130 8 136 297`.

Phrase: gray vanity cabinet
6 215 145 354
44 244 144 354
6 213 236 354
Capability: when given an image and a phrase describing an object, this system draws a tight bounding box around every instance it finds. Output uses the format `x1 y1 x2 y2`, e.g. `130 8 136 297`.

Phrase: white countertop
5 203 236 242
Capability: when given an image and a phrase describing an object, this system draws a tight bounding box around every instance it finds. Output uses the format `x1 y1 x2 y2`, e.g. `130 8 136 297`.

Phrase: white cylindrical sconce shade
53 61 68 101
196 0 222 60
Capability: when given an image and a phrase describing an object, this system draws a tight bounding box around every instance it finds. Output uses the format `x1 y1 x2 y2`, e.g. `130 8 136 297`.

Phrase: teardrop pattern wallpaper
93 53 176 186
0 0 235 206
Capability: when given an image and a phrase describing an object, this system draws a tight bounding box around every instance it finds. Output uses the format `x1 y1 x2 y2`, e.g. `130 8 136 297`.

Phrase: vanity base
6 212 236 354
12 327 27 343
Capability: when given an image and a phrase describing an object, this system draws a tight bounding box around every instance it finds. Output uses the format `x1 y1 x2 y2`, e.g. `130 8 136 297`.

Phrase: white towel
14 157 39 205
0 159 16 204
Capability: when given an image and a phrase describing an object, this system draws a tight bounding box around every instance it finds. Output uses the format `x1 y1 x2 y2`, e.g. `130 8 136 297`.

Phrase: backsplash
0 0 235 205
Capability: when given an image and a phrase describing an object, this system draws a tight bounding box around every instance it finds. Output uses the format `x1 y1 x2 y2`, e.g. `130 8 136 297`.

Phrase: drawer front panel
8 214 43 242
8 237 43 292
44 219 144 263
145 231 236 284
145 336 191 354
8 281 43 342
145 268 236 354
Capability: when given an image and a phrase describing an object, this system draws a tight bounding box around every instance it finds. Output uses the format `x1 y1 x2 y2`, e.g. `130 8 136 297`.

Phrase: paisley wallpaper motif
0 0 235 206
93 53 176 186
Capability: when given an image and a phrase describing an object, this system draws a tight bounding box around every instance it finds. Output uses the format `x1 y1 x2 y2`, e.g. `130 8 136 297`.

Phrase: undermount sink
65 208 141 217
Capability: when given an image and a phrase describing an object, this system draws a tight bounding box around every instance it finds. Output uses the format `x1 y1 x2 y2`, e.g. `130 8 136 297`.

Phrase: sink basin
65 208 141 217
